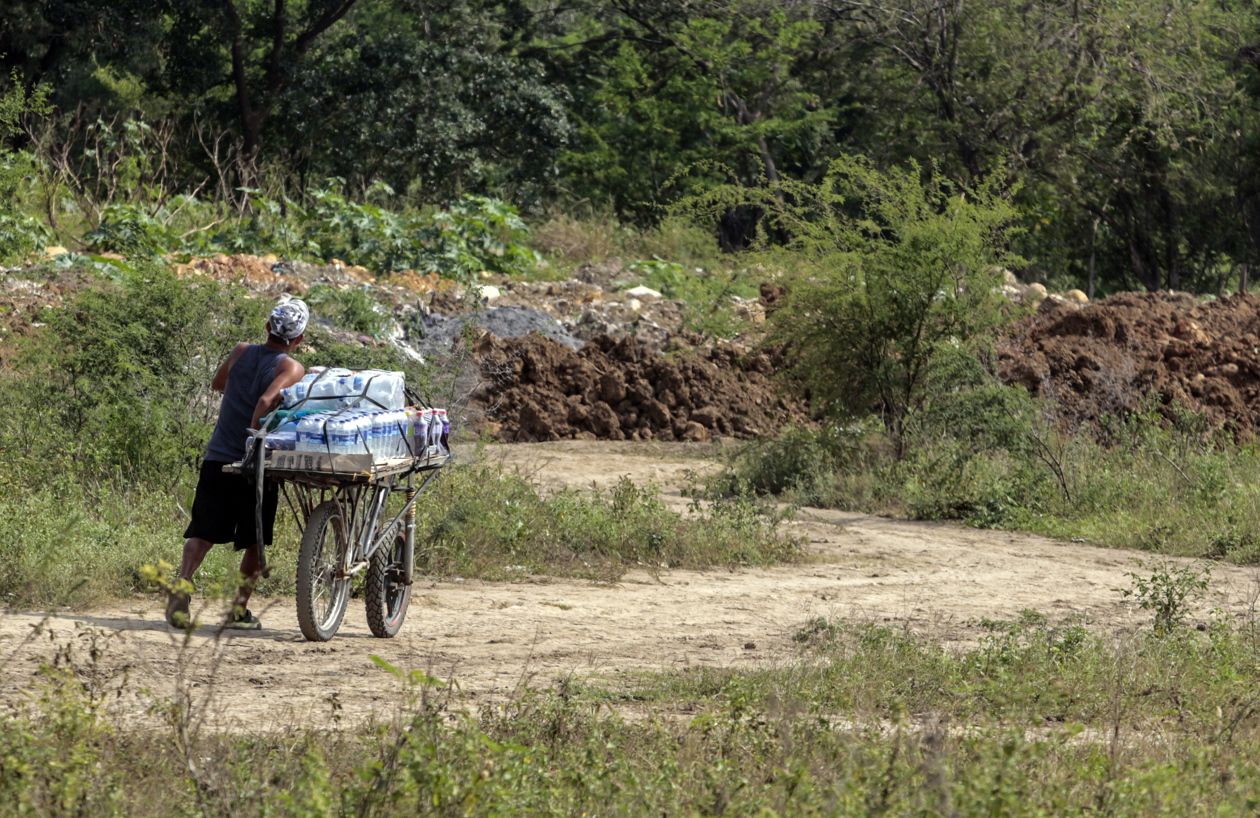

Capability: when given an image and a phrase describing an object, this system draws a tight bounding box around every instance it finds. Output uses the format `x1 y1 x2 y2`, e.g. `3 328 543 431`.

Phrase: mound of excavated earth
998 292 1260 434
471 333 809 442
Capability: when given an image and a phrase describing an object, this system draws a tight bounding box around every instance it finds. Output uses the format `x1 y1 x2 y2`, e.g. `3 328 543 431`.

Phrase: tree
165 0 360 169
688 156 1021 458
278 32 572 202
820 0 1248 292
0 74 49 261
549 0 841 231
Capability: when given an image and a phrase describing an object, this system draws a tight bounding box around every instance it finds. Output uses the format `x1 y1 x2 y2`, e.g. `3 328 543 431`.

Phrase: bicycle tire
365 532 411 638
296 500 352 642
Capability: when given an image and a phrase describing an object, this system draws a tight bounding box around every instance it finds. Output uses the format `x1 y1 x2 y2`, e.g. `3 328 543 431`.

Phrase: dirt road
2 441 1256 729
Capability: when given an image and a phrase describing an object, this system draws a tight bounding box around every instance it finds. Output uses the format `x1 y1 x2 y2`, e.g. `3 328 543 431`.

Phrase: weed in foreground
1116 558 1212 636
9 610 1260 815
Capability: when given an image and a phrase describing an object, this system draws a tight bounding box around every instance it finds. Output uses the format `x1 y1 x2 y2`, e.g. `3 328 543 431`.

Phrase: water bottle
398 409 411 457
295 414 326 452
408 409 421 458
281 381 308 408
382 410 395 458
336 415 353 455
356 413 373 455
357 411 371 456
339 416 361 455
427 409 441 456
412 410 430 458
321 418 339 454
335 417 355 455
437 409 450 455
352 410 370 456
416 410 429 458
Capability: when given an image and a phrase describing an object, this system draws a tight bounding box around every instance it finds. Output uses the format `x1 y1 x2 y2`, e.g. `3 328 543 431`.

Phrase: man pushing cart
167 298 453 642
166 300 309 631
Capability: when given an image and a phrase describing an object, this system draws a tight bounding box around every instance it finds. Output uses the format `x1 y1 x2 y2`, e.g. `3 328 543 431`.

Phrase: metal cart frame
226 379 451 641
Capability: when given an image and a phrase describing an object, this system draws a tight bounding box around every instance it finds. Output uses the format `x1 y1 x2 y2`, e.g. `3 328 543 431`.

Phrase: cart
226 387 452 642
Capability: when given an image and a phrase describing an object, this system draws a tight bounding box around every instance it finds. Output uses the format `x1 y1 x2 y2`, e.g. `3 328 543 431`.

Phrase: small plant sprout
1117 558 1211 636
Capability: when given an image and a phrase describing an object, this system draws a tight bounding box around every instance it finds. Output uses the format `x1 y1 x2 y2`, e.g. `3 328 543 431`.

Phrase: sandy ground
2 440 1258 729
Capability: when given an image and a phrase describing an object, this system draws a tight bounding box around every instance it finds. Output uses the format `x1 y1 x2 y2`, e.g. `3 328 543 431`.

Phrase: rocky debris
471 332 807 442
1001 273 1092 308
0 271 96 349
759 282 785 316
173 253 311 296
998 291 1260 435
488 278 686 347
408 306 585 351
574 257 625 286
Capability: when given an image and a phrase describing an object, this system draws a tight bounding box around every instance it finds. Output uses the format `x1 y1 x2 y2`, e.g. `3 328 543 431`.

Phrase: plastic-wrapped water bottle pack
255 366 451 464
293 406 451 463
280 367 406 412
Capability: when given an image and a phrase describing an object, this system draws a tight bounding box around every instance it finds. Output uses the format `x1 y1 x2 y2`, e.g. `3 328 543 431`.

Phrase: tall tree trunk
220 0 359 181
1087 218 1097 300
1163 190 1179 291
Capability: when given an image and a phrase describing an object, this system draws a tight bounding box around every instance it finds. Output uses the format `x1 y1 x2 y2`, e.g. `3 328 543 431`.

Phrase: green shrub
304 285 390 337
708 425 860 506
684 155 1023 458
0 75 50 263
3 262 267 485
82 202 181 258
1118 559 1211 636
713 389 1260 564
0 484 298 606
414 465 799 580
200 186 541 282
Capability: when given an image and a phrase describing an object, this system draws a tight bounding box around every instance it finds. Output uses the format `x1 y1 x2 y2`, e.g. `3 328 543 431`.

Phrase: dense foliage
1 0 1259 293
691 155 1023 455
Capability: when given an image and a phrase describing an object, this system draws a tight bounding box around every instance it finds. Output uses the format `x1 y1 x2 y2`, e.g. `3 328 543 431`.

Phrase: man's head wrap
269 299 309 341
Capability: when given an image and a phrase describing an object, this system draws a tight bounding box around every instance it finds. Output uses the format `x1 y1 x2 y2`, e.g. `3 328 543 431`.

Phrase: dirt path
3 441 1257 729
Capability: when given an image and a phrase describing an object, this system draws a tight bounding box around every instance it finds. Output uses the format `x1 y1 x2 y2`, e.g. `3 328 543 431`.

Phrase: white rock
627 298 643 311
625 285 662 300
475 284 501 301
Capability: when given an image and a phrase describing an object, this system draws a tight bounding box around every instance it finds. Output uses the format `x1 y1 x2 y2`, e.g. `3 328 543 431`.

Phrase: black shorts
183 460 279 551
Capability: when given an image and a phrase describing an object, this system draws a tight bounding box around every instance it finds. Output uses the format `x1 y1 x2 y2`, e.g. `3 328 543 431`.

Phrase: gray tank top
205 344 289 462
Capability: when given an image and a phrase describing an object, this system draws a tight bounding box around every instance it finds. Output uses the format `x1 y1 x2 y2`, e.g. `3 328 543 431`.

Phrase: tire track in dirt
2 440 1256 729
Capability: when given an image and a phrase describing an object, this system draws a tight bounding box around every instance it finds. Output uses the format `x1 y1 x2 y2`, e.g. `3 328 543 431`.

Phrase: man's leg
166 537 213 628
232 543 264 619
229 480 276 626
179 537 215 582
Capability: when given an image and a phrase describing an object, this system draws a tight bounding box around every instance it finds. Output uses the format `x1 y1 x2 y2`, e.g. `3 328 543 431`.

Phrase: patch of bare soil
2 441 1258 730
999 291 1260 434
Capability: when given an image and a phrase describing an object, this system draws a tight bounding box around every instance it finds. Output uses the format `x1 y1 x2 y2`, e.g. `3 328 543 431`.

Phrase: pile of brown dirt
173 254 310 296
471 333 809 442
997 292 1260 434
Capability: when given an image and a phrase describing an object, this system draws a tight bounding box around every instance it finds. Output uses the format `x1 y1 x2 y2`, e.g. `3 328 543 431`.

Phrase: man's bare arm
211 343 251 393
250 357 307 430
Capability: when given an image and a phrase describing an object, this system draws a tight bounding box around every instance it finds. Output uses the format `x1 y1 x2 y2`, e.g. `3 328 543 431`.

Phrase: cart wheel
296 500 352 642
365 532 411 638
